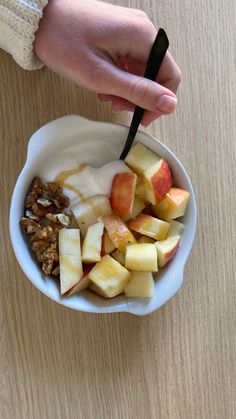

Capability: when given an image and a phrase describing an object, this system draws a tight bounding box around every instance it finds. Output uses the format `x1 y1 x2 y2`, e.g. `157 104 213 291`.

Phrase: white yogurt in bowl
10 115 197 315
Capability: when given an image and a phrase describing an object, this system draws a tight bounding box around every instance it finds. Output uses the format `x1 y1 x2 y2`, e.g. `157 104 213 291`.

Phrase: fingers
156 52 181 94
94 59 177 115
98 94 162 126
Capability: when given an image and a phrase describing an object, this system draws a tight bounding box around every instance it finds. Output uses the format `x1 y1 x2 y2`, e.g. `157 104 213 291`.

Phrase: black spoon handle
119 28 169 160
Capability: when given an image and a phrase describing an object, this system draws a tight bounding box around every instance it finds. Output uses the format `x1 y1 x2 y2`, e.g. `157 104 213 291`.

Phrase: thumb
97 60 177 115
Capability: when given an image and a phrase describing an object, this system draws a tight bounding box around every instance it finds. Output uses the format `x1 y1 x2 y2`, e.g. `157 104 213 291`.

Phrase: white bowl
10 115 197 315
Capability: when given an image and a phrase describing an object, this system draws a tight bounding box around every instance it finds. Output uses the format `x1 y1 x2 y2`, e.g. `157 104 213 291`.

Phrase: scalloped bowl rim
9 115 197 315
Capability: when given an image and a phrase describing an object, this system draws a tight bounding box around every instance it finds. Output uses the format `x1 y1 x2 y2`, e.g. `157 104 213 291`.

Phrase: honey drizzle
55 164 101 216
54 164 87 184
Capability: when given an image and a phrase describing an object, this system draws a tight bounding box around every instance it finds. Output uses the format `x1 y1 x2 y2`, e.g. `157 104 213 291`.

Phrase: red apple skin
111 172 137 216
163 242 179 265
150 160 172 203
168 188 189 206
66 264 95 296
102 215 136 252
156 236 180 267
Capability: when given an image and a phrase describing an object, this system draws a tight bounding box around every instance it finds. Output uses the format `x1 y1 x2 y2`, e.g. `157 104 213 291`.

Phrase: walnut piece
46 213 70 227
30 226 59 275
20 176 71 275
20 217 41 234
25 177 69 217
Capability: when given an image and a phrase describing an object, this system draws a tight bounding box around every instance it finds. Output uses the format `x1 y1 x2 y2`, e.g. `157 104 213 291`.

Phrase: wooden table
1 1 235 418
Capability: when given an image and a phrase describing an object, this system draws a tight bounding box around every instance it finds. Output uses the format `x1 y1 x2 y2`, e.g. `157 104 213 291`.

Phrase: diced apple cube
124 272 154 298
122 195 146 222
103 215 136 253
59 229 83 294
89 255 131 298
125 243 158 272
111 172 137 217
66 265 94 296
111 249 126 266
71 195 112 236
152 188 190 221
125 142 159 175
167 220 185 237
155 235 180 267
81 221 104 263
101 230 116 256
89 282 108 299
138 235 155 244
143 159 173 204
128 213 170 240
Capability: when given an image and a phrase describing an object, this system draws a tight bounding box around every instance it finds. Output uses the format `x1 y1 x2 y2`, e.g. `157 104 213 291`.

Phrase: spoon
119 28 169 160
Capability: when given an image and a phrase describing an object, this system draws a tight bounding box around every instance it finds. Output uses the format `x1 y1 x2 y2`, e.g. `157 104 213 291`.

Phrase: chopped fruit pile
20 142 190 299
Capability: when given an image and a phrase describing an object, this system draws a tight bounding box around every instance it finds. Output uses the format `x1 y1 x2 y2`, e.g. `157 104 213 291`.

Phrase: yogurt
54 160 131 206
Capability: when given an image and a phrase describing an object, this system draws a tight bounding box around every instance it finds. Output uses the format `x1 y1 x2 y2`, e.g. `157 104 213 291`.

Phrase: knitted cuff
0 1 48 70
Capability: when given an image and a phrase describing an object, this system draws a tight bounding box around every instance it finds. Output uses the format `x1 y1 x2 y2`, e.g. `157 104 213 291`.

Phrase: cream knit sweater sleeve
0 0 48 69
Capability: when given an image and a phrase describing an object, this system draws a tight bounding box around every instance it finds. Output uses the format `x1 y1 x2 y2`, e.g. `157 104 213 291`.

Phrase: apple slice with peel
111 249 126 266
125 142 159 175
124 272 154 298
111 172 137 217
89 255 131 298
66 264 94 296
101 230 116 256
128 213 170 240
59 229 83 294
152 188 190 221
155 235 180 267
138 235 155 244
167 220 185 237
125 243 158 272
82 221 104 263
103 215 136 253
71 195 112 236
143 159 172 204
122 195 146 222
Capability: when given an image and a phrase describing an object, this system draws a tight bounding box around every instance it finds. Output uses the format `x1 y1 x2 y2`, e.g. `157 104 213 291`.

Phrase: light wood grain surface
1 1 236 418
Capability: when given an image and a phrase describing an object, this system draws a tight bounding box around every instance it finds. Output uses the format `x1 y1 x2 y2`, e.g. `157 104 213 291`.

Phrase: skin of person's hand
34 0 181 126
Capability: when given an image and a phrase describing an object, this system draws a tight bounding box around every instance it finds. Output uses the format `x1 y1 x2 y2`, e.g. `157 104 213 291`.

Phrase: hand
35 0 181 126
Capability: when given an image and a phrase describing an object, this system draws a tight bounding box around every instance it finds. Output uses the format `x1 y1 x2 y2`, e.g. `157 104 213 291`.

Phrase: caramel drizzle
55 164 101 216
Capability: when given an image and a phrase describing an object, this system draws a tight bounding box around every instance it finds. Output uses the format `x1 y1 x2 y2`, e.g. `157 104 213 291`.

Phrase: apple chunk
125 243 158 272
59 229 83 294
125 142 159 175
101 230 116 256
71 195 112 236
138 235 155 244
103 215 136 252
152 188 190 221
124 272 154 298
66 264 94 296
167 220 185 237
143 159 172 204
155 235 180 267
89 255 131 298
81 221 104 263
128 213 170 240
122 195 146 222
111 172 137 216
111 249 126 266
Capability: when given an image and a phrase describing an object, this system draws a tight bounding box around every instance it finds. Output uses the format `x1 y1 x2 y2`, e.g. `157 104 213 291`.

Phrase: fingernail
156 95 177 113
